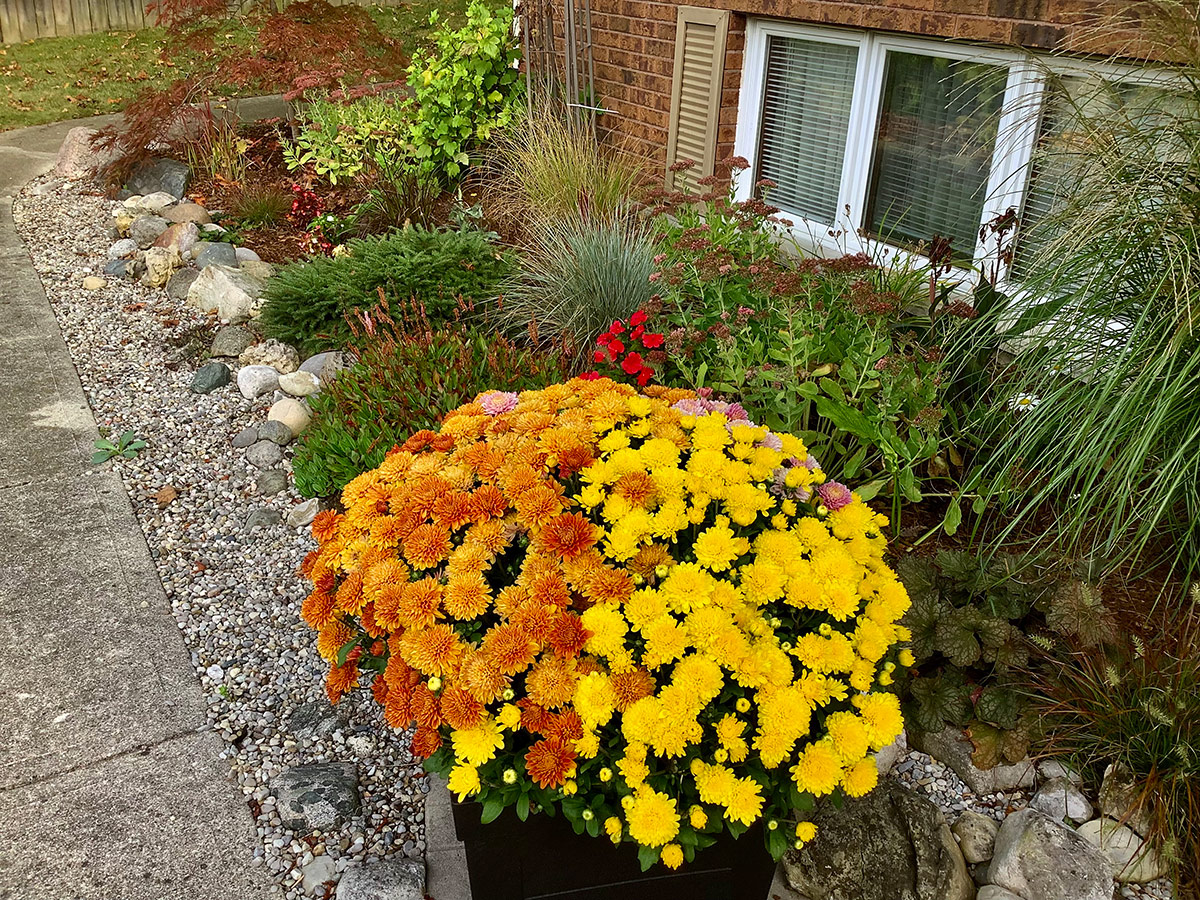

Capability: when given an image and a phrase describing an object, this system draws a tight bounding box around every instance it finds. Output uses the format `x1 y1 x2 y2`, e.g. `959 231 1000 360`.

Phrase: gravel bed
14 176 426 900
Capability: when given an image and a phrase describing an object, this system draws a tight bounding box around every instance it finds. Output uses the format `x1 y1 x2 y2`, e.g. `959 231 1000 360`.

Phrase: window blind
865 52 1007 259
755 35 858 225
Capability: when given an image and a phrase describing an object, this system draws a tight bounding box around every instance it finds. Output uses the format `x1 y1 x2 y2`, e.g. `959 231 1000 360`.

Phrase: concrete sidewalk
0 114 281 900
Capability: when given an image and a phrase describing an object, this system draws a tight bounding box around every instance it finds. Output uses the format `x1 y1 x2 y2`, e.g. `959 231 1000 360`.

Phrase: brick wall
586 0 1146 174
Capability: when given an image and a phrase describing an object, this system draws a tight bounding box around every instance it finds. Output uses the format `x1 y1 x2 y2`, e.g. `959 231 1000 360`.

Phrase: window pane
865 52 1008 259
756 35 858 224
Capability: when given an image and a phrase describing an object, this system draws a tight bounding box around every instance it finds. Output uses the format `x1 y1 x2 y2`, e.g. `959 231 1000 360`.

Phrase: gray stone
256 469 288 496
278 370 320 397
153 221 199 256
299 351 350 383
134 191 178 214
909 727 1035 794
245 507 282 531
272 762 360 833
239 259 276 282
195 242 238 269
108 238 138 259
140 247 181 288
875 731 907 777
187 265 266 323
1031 776 1093 824
129 214 169 249
1038 758 1083 785
953 810 999 864
288 700 344 740
335 859 426 900
232 426 259 448
257 420 293 445
989 809 1111 900
1099 764 1154 837
237 365 279 400
287 499 320 529
245 441 283 469
1077 818 1167 883
166 267 199 301
235 246 261 263
53 125 119 178
210 324 256 358
164 201 212 226
977 888 1024 900
302 855 338 894
782 780 972 900
239 339 300 374
123 157 190 199
190 362 231 394
103 260 128 278
972 861 991 886
268 398 310 436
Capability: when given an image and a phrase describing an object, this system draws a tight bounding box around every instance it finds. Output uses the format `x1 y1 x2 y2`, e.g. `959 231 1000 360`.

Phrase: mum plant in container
300 378 910 898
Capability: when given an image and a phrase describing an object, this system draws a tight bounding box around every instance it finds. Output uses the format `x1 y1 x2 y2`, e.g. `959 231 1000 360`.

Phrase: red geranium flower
642 332 665 349
621 352 644 375
630 310 647 327
609 320 625 334
607 339 625 360
637 367 654 386
593 349 606 364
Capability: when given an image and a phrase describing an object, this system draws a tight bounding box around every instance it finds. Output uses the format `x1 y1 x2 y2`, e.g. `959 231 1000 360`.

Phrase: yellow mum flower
573 671 617 729
451 718 504 766
693 516 745 572
625 786 681 847
824 711 871 764
447 763 481 801
790 740 845 796
841 756 880 797
795 821 817 842
689 805 708 829
660 843 684 869
604 816 623 844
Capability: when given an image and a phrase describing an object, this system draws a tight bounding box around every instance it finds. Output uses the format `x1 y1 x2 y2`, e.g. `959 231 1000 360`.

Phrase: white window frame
733 18 1175 292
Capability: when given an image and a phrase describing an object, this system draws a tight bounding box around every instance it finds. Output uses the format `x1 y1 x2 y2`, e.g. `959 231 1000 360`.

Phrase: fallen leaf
155 485 178 508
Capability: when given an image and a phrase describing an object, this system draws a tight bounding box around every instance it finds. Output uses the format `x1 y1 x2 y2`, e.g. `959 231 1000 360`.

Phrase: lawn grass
0 1 466 133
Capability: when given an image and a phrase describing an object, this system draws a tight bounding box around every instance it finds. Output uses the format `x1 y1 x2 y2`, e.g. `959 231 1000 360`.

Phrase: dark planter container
452 800 777 900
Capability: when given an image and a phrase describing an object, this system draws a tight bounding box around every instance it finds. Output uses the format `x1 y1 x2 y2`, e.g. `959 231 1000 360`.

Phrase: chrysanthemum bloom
525 736 576 788
816 481 853 512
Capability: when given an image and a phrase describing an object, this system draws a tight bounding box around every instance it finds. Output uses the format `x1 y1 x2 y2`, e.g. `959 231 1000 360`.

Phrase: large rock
240 259 276 282
130 214 170 249
53 126 119 178
909 727 1035 794
952 811 999 864
272 762 360 833
1076 818 1166 883
1098 764 1154 837
133 191 178 214
988 809 1111 900
1031 776 1093 824
301 856 337 895
268 398 311 436
108 238 138 259
288 699 345 741
240 339 300 374
191 362 231 394
140 247 182 288
257 420 293 445
287 499 320 529
237 365 279 400
782 780 973 900
164 201 212 226
875 732 907 777
246 441 284 469
976 888 1023 900
153 221 199 256
186 265 266 323
166 267 200 301
245 507 282 531
123 157 190 199
195 241 238 269
335 859 426 900
256 469 288 496
278 370 320 397
211 324 256 358
300 351 350 383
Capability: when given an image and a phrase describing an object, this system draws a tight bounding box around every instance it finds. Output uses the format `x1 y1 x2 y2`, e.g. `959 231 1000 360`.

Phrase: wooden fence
0 0 402 44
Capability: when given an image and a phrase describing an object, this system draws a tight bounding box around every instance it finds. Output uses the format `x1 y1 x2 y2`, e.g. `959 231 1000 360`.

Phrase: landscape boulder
268 398 310 436
1031 776 1093 824
122 157 190 199
988 809 1111 900
164 201 212 225
272 762 360 833
909 727 1035 794
187 265 267 323
1077 818 1166 883
210 324 256 358
53 126 119 178
130 214 170 249
952 811 999 864
335 859 425 900
240 339 300 374
237 365 279 400
140 247 182 288
153 222 200 256
195 241 239 269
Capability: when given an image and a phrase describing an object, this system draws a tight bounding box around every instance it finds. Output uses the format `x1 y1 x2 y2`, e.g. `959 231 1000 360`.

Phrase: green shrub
896 551 1113 767
404 0 522 180
259 226 512 355
499 215 657 365
293 317 568 497
284 92 410 185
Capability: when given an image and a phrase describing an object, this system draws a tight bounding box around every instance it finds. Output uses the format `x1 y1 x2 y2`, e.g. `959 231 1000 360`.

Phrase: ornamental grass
300 377 910 867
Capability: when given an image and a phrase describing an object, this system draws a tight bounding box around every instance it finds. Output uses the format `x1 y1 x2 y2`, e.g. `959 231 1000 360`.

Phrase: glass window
864 52 1008 259
755 35 858 224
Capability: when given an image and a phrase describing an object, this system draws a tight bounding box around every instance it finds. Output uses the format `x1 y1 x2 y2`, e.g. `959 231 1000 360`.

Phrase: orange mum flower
317 620 353 662
556 444 595 477
495 585 530 619
384 648 418 691
335 572 366 615
300 550 320 578
562 549 606 591
501 465 540 499
611 668 656 711
525 737 576 788
459 650 509 702
583 567 635 606
469 484 508 521
367 516 406 549
519 698 553 734
432 492 473 531
447 544 490 577
461 444 505 480
301 590 337 629
325 662 359 704
515 484 565 527
526 570 572 609
411 725 443 757
614 471 658 507
371 673 388 705
312 509 342 544
385 689 412 728
536 513 598 560
403 524 452 570
464 519 509 555
526 655 579 709
396 577 442 630
547 613 589 658
408 475 453 516
409 682 443 729
444 572 491 620
511 600 557 643
440 686 486 730
402 624 465 676
483 623 539 675
363 558 409 601
430 433 456 452
543 708 584 742
629 544 675 581
400 429 438 453
360 601 383 638
314 569 336 594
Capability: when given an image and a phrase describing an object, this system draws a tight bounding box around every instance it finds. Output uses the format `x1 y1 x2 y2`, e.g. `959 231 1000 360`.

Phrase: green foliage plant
229 182 292 228
403 0 523 181
1034 590 1199 893
353 158 442 234
897 550 1114 767
259 225 513 356
292 304 569 497
498 214 657 366
284 91 411 185
92 430 147 464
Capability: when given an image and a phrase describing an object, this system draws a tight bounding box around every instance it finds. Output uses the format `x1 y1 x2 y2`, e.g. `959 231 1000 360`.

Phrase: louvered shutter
665 6 730 192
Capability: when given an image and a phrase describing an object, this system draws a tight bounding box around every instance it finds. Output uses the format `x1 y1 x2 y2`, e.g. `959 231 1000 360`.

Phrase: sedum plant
299 379 910 867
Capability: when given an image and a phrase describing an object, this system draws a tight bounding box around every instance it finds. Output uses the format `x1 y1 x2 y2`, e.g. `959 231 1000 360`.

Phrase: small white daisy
1008 393 1042 413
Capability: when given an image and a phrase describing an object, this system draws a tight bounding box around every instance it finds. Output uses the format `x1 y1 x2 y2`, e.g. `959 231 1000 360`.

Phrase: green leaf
636 844 659 872
91 451 111 465
516 792 530 822
766 826 788 861
818 377 846 403
975 685 1021 730
335 635 360 666
942 497 962 536
480 797 505 824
